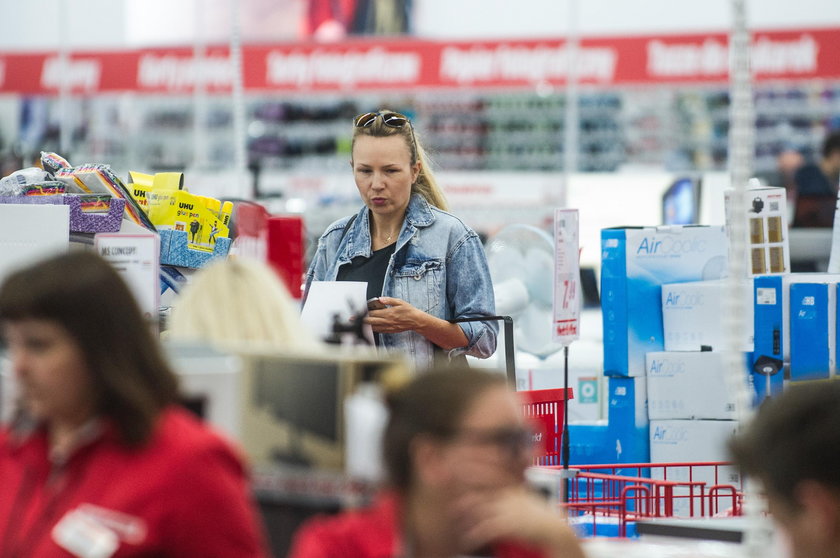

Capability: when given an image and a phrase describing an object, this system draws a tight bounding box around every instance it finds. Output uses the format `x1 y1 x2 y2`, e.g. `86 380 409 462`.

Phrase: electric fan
485 224 564 359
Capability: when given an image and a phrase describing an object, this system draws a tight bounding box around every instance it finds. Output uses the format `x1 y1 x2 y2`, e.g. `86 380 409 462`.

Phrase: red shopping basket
542 461 744 537
520 388 573 466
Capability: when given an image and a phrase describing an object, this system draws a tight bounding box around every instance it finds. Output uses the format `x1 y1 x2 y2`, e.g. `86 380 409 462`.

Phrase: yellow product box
149 190 207 251
148 190 228 253
127 171 155 214
130 183 152 213
201 208 229 251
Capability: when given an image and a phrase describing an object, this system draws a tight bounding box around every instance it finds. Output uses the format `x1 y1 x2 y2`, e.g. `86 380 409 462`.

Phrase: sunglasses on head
354 111 412 129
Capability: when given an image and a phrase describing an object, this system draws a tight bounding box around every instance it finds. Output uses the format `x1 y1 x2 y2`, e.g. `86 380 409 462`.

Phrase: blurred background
0 0 838 260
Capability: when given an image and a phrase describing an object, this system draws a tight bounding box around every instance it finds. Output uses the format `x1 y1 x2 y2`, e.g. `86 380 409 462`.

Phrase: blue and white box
752 273 840 397
607 376 649 463
646 351 739 420
789 282 835 381
752 275 786 399
601 226 728 377
662 279 754 352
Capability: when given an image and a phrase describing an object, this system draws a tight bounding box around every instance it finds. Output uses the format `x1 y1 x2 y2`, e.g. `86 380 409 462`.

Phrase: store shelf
13 80 840 177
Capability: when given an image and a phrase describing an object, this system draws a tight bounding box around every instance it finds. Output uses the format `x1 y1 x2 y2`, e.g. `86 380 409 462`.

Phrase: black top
337 242 397 346
794 163 835 197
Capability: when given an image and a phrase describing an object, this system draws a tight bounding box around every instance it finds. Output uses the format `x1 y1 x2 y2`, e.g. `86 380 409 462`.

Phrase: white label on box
756 287 777 305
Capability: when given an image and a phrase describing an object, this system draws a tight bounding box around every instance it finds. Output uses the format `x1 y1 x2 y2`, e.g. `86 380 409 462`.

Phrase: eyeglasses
353 111 411 129
353 111 418 159
449 426 537 460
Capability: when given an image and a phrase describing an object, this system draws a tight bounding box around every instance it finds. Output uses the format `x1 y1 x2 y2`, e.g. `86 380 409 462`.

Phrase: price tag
553 209 581 345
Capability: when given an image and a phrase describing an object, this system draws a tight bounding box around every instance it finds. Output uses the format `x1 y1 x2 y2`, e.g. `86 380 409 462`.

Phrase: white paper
301 281 374 345
94 233 160 321
0 204 69 284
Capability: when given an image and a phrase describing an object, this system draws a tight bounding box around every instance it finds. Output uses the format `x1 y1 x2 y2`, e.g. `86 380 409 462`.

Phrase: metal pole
229 0 249 197
57 0 71 156
728 1 773 556
562 0 579 177
562 345 571 475
726 0 757 441
193 0 208 169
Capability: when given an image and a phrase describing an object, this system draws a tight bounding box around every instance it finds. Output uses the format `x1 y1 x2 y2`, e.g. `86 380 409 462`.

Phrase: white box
601 226 728 376
645 351 738 420
662 279 754 352
0 204 69 284
650 419 741 517
725 186 790 276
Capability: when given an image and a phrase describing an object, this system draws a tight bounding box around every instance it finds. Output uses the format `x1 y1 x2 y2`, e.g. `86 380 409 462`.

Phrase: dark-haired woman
304 110 497 370
288 368 584 558
0 251 269 557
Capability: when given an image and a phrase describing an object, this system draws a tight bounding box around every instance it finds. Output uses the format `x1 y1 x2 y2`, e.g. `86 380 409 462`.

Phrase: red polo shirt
0 406 270 557
288 491 546 558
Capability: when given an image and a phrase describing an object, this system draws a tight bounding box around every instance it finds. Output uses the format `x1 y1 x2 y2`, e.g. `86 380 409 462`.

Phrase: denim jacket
304 194 498 370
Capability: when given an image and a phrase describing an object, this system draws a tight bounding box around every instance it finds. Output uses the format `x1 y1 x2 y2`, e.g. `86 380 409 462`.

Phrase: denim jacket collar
343 194 435 261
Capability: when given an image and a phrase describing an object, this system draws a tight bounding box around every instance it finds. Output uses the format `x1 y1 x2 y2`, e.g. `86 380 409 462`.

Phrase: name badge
52 509 119 558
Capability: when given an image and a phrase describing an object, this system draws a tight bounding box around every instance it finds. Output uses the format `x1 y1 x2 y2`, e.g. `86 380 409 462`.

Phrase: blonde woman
304 110 498 370
168 257 317 349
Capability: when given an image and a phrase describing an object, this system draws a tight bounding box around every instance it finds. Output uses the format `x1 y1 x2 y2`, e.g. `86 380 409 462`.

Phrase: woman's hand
364 297 423 334
452 487 585 558
365 297 470 350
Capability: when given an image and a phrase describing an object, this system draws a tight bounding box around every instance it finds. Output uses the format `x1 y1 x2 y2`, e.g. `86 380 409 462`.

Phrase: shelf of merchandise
20 80 840 177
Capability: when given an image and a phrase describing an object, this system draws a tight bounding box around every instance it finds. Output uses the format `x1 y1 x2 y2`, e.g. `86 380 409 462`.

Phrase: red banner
0 27 838 95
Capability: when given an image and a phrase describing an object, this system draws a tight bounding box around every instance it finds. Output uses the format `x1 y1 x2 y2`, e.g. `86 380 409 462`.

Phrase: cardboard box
607 376 649 463
725 186 790 276
752 273 840 397
650 419 741 517
789 282 835 381
662 279 754 352
646 351 738 420
601 226 728 376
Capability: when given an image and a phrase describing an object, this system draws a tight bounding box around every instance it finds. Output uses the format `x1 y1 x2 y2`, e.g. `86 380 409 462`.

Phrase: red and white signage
552 209 581 346
0 27 837 95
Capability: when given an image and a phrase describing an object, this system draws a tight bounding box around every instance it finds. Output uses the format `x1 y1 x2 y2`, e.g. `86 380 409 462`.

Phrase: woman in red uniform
0 251 270 558
288 368 584 558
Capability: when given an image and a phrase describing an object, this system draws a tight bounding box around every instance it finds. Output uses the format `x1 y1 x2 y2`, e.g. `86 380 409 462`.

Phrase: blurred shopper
729 381 840 558
774 147 805 223
288 368 584 558
793 131 840 198
0 252 270 558
167 256 318 349
304 110 497 370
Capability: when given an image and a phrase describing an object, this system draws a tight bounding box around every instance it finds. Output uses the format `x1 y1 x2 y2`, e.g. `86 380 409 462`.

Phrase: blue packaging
606 376 650 463
752 275 786 400
789 282 832 381
601 226 728 377
753 274 840 397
